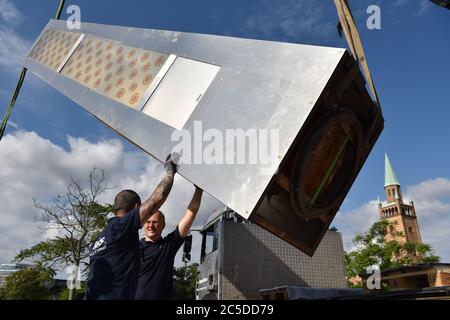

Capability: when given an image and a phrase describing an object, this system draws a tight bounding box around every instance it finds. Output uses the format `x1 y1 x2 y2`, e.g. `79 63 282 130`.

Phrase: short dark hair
114 190 141 214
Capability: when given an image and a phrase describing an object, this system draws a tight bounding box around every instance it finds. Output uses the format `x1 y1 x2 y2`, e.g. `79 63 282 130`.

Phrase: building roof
385 153 400 187
337 286 450 300
0 262 32 275
359 263 450 278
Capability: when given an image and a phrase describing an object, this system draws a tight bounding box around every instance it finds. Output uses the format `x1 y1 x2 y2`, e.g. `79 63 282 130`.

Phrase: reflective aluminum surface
23 19 346 221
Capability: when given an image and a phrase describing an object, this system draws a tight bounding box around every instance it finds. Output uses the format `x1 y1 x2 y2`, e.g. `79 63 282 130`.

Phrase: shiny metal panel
23 19 346 222
138 54 177 112
142 57 220 130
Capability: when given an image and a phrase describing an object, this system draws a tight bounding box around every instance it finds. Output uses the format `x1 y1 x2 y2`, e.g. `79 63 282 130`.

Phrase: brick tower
377 154 422 243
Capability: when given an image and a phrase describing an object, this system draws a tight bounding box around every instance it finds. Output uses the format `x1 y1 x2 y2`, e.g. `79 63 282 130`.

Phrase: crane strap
334 0 380 108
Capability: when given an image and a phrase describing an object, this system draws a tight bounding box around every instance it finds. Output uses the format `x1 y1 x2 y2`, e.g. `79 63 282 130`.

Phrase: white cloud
403 178 450 261
238 0 433 46
416 0 432 16
0 1 29 70
0 26 30 68
0 0 24 26
0 130 222 268
386 0 433 16
391 0 409 7
335 178 450 262
240 0 336 44
334 200 380 250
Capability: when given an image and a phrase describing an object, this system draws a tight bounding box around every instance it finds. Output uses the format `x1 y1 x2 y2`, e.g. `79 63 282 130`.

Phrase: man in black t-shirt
135 186 203 300
85 155 177 300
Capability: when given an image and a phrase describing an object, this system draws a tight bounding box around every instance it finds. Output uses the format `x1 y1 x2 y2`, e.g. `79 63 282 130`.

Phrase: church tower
378 154 422 243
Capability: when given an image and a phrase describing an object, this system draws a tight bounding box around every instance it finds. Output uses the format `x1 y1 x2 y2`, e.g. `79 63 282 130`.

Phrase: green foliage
15 238 73 271
3 266 53 300
345 220 440 282
58 282 86 300
173 263 199 300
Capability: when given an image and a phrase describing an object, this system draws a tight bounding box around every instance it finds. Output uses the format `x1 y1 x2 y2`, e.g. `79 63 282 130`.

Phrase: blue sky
0 0 449 267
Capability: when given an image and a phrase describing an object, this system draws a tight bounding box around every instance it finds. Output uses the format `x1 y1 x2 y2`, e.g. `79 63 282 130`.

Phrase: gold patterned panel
61 36 169 109
28 28 81 70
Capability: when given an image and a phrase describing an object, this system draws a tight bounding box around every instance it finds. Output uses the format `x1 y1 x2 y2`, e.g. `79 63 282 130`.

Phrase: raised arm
139 155 177 226
179 186 203 237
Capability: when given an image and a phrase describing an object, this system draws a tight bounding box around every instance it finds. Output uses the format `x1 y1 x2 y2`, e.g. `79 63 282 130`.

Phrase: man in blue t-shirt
85 155 177 300
135 185 203 300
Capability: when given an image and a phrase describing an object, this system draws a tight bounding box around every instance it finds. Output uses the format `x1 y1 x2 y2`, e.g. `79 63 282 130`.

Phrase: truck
185 209 348 300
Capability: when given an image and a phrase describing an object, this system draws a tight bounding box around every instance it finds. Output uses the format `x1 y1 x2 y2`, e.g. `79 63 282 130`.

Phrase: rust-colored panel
61 36 169 108
28 28 80 70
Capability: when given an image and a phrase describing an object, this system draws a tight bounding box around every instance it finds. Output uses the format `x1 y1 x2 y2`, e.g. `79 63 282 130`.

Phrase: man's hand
164 153 178 177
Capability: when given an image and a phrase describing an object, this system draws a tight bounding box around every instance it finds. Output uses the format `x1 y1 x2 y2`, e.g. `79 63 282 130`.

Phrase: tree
345 220 440 286
173 263 199 300
3 266 53 300
15 168 112 300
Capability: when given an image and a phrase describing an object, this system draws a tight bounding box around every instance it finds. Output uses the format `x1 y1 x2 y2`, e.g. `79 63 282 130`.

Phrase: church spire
378 154 422 244
385 153 400 187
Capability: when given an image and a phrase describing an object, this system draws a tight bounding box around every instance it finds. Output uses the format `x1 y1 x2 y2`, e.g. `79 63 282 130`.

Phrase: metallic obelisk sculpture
23 20 383 256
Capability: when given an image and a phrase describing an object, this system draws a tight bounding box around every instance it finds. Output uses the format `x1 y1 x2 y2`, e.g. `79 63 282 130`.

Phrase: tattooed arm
139 155 177 226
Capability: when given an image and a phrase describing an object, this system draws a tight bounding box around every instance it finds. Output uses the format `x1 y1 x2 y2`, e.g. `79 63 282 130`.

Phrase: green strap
0 68 27 140
0 0 66 142
55 0 66 19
